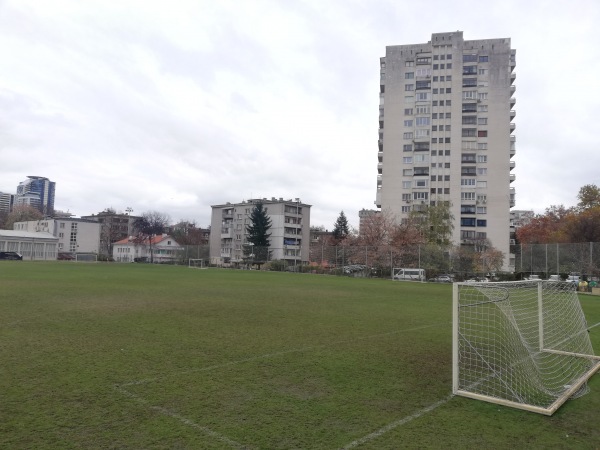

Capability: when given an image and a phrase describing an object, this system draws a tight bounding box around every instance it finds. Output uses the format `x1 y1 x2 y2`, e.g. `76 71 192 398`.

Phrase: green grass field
1 262 599 449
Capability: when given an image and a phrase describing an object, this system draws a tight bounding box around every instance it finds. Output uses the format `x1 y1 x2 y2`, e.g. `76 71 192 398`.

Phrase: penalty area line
341 394 453 449
114 385 246 449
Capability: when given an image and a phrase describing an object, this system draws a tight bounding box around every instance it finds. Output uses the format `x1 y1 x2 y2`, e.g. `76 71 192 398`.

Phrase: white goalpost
453 280 600 415
75 253 98 263
188 258 207 269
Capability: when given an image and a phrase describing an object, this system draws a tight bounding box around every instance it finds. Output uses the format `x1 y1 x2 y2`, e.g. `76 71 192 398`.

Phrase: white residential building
210 198 311 266
13 218 101 254
376 31 516 270
112 234 183 263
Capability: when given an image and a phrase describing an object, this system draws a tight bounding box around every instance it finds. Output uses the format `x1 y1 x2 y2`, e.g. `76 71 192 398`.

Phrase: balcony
510 97 516 108
510 85 516 96
510 160 516 171
510 72 516 85
510 173 516 183
221 228 233 237
510 110 516 121
510 122 516 133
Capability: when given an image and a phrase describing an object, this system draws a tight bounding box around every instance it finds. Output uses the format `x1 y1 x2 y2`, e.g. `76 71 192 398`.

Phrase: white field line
341 394 454 449
118 321 449 387
113 321 450 448
114 384 247 449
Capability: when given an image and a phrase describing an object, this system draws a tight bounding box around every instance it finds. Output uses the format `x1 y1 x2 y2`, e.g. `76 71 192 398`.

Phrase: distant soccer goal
75 253 98 263
188 258 207 269
453 280 600 415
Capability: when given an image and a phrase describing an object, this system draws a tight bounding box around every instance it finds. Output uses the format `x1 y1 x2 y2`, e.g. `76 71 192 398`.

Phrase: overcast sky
1 0 598 229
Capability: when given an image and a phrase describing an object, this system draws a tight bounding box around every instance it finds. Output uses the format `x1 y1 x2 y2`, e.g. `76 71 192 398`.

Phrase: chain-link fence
138 242 600 280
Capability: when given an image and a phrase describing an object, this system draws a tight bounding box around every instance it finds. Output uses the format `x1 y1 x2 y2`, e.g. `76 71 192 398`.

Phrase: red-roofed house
112 234 182 263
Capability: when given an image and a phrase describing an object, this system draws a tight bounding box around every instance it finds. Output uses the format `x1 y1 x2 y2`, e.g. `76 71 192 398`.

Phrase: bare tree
133 211 171 263
3 205 43 230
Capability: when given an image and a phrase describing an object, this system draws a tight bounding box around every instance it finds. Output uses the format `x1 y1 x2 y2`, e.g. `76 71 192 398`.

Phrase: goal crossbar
453 280 600 415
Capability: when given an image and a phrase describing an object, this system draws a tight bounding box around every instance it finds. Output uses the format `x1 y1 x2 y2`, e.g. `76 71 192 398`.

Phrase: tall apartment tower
15 176 56 216
376 31 516 270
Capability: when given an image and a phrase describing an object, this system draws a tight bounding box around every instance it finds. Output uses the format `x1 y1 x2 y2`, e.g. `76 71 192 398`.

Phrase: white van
393 268 425 281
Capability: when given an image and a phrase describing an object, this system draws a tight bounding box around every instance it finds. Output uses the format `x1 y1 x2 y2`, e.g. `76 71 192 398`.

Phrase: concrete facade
210 198 311 266
13 218 101 254
376 31 516 270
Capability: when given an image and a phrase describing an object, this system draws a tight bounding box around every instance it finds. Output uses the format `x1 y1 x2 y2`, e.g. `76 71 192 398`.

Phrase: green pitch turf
1 262 599 449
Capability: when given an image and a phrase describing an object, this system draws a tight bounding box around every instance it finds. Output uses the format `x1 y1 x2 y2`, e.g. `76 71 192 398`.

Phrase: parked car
548 275 561 282
430 275 453 283
0 251 23 260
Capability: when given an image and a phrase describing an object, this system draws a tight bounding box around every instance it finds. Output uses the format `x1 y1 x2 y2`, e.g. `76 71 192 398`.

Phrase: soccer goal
75 253 98 263
188 258 207 269
453 280 600 415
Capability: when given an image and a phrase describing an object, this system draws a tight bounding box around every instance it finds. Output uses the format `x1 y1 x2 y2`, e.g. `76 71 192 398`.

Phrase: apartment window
415 129 430 138
478 92 488 101
446 100 451 106
479 55 489 62
413 192 429 200
462 167 477 176
433 55 439 60
433 76 439 82
463 65 477 75
444 175 450 181
416 105 430 114
445 125 451 131
478 130 488 137
405 84 414 91
416 57 431 65
478 168 488 176
405 72 414 79
414 142 429 151
462 90 476 100
59 232 64 238
461 153 476 163
416 92 430 101
477 143 488 150
403 132 413 139
432 100 438 106
461 205 476 214
446 63 452 69
444 161 451 167
462 116 477 125
433 64 439 70
416 117 430 126
476 232 487 239
416 68 432 77
403 181 411 188
461 230 476 239
444 150 450 156
444 137 451 143
432 125 437 132
477 155 488 163
478 104 488 112
432 113 438 119
477 194 487 203
401 206 411 213
404 120 413 127
478 68 488 76
477 118 487 125
447 54 452 59
477 219 487 227
462 128 476 137
414 154 427 163
431 138 437 143
477 181 487 188
415 179 428 187
477 206 487 214
431 175 437 181
404 108 413 115
461 178 476 186
445 88 451 94
440 64 445 69
433 88 438 94
463 54 478 62
446 75 452 81
461 218 476 227
403 157 413 164
405 61 414 67
60 223 65 229
402 193 411 201
403 144 413 152
403 169 413 176
405 96 414 102
414 167 429 176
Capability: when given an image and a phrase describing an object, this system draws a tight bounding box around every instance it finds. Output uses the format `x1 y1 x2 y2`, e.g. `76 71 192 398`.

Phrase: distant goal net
188 258 207 269
453 280 600 415
75 253 98 263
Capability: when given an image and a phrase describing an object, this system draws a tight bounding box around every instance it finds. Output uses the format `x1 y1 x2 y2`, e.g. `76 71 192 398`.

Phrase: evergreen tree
332 211 350 242
246 202 272 265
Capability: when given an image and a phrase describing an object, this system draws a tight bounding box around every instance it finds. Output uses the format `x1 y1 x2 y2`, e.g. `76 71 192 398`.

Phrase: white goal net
75 253 98 262
188 258 206 269
453 280 600 415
